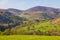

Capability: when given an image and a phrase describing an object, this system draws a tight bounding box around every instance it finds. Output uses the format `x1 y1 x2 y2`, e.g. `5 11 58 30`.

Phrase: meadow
0 35 60 40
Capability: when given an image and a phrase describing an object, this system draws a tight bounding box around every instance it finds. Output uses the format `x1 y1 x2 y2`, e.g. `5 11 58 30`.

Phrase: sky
0 0 60 10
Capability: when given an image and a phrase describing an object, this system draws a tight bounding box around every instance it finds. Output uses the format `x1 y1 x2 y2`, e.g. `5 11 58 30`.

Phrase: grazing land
0 35 60 40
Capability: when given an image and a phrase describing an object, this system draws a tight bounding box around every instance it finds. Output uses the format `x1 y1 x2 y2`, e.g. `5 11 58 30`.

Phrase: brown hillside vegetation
51 18 60 24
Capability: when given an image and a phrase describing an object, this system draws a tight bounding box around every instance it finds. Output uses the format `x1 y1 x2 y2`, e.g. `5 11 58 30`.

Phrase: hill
0 9 27 32
51 18 60 24
20 6 60 22
0 6 60 35
7 8 23 15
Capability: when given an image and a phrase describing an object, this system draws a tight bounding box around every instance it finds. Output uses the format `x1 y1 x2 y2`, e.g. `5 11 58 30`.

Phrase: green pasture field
0 35 60 40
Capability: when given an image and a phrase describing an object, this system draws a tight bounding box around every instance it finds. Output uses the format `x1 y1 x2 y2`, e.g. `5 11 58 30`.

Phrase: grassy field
0 35 60 40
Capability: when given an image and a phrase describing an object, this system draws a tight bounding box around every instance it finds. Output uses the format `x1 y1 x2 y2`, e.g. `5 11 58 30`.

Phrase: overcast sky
0 0 60 10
